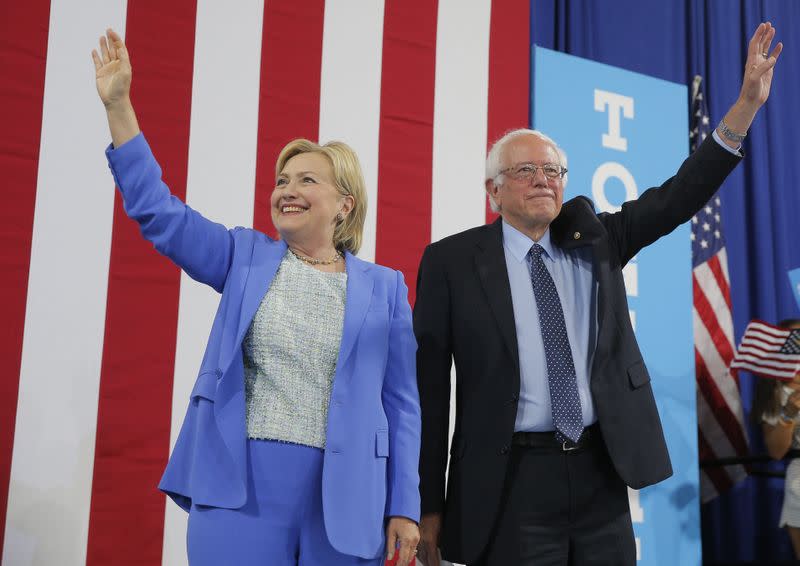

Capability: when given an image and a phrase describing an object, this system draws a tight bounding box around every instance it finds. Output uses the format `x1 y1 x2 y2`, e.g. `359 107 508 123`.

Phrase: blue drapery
530 0 800 562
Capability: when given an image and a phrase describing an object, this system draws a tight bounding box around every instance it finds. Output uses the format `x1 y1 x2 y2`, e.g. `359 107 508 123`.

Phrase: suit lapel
235 238 288 348
552 197 611 364
336 252 373 369
474 220 520 374
216 236 287 452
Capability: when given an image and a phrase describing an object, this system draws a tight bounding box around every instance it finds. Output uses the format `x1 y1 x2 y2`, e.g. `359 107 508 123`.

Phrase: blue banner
533 47 698 565
790 269 800 314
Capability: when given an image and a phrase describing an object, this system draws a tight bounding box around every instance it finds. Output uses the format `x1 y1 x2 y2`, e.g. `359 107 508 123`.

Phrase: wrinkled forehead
502 135 561 166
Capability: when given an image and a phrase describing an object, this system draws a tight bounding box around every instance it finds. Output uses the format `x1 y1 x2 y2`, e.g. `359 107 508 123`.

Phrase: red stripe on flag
698 430 734 494
253 1 325 235
374 0 438 305
695 350 749 457
707 253 732 310
86 3 197 564
0 0 51 554
693 273 736 364
485 0 530 224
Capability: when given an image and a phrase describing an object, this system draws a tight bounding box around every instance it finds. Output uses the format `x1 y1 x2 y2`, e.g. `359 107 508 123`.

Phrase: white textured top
762 385 800 527
243 250 347 448
762 385 800 448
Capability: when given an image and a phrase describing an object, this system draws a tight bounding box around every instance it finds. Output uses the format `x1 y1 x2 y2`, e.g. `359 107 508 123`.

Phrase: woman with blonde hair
93 28 420 566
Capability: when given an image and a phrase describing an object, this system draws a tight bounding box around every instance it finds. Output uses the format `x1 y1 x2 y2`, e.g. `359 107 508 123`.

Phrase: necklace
289 247 343 266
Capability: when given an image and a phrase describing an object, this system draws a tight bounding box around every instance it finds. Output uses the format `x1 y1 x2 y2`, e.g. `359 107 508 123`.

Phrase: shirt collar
502 219 558 263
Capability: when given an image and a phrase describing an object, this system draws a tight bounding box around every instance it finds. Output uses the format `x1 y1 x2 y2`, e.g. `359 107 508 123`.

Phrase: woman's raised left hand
386 516 420 566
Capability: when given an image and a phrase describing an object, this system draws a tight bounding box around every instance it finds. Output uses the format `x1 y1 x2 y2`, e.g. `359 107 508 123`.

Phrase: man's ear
485 178 499 204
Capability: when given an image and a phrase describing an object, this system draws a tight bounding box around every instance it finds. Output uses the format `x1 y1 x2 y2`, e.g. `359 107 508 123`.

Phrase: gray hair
485 128 568 213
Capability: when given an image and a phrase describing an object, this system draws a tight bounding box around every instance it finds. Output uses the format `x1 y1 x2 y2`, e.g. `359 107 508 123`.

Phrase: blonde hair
275 139 367 255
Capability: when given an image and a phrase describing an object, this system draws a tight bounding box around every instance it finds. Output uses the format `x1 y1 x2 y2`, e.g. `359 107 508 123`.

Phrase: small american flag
731 320 800 380
690 75 750 501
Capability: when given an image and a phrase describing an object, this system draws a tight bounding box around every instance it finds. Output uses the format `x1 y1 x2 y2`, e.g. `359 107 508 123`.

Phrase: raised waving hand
716 22 783 150
92 28 140 147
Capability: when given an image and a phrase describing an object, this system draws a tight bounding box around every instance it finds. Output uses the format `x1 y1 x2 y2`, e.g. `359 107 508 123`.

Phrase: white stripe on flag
161 2 264 565
694 262 734 346
693 309 746 414
696 389 746 486
746 321 792 338
696 388 743 466
2 3 128 565
718 248 731 285
744 331 791 346
730 360 796 380
430 0 492 242
699 468 718 502
318 0 386 263
735 348 800 366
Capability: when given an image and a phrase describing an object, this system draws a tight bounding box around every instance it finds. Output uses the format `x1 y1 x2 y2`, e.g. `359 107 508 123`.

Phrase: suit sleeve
413 244 453 515
602 134 742 266
382 270 422 522
106 133 235 293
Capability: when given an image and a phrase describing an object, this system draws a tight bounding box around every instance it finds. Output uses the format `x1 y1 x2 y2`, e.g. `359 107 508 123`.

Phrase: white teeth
282 206 306 213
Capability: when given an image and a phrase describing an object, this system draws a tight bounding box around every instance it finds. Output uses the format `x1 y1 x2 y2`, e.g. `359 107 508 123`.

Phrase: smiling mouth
281 205 308 214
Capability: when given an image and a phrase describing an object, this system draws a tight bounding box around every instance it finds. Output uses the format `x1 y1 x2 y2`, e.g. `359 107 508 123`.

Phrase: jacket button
573 231 581 240
215 368 222 378
500 445 509 455
510 393 519 404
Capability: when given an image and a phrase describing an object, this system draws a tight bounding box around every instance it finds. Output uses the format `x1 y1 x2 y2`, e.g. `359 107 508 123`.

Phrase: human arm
385 516 420 566
418 512 443 566
413 245 454 566
763 385 800 460
763 420 796 460
715 22 783 150
94 29 236 291
382 270 422 564
92 28 140 148
602 23 782 265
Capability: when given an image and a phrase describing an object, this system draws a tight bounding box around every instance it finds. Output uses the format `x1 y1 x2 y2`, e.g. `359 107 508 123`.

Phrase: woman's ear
340 195 355 218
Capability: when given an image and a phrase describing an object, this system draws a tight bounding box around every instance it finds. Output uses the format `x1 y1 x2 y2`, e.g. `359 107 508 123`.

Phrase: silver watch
718 119 747 143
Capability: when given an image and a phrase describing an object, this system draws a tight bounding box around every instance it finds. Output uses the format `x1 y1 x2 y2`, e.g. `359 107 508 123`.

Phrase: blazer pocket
627 360 651 389
190 369 219 401
375 429 389 458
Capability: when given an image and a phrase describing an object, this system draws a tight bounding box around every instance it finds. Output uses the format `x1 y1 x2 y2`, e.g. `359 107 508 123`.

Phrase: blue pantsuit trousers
187 439 384 566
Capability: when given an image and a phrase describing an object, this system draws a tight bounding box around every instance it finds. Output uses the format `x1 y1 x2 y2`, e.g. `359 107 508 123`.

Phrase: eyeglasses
499 162 567 181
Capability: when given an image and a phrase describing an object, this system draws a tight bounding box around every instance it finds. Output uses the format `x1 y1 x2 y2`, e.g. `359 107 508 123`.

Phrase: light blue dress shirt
503 134 735 432
502 220 598 432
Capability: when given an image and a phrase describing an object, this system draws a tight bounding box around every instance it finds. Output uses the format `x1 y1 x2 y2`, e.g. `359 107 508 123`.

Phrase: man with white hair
414 23 782 566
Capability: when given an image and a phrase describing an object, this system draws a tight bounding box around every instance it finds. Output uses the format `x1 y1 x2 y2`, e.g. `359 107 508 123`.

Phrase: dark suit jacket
413 135 742 564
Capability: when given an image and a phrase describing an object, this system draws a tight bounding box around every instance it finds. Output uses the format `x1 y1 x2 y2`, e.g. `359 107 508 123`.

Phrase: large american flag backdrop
0 1 750 565
1 1 524 564
689 76 748 502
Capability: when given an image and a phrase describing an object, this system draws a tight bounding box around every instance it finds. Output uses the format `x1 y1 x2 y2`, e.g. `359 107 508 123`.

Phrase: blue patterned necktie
528 243 584 443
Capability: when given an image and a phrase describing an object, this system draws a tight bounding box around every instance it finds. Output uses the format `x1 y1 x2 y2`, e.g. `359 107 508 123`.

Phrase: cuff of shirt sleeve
711 129 743 156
